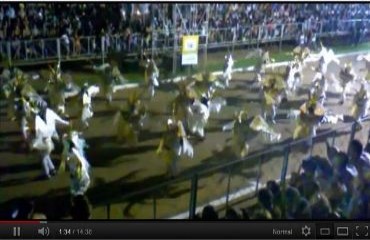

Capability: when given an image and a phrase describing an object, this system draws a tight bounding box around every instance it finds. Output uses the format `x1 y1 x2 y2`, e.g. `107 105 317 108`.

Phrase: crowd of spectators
0 3 368 63
194 138 370 220
1 3 369 43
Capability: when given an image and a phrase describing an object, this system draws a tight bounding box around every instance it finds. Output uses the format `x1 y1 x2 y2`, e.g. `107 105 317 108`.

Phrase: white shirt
35 108 69 139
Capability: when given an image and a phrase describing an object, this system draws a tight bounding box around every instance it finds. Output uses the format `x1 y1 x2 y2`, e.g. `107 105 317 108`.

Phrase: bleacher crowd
1 3 369 55
195 139 370 220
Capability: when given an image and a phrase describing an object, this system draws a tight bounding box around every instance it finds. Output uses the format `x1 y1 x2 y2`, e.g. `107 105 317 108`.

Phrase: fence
1 19 369 68
100 120 370 219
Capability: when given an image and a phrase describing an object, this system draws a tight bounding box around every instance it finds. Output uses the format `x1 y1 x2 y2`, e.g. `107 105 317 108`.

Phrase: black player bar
0 221 369 239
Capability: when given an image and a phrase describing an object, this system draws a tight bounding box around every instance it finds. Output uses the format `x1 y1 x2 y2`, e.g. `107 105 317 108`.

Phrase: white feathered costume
223 54 234 87
187 99 210 138
61 131 91 196
31 108 69 178
80 85 100 128
145 59 159 98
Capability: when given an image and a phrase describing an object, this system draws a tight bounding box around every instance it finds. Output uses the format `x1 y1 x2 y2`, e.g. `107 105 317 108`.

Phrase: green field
26 42 370 92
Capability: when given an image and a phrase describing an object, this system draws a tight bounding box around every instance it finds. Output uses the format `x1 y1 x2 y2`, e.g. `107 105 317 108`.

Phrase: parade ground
1 47 369 219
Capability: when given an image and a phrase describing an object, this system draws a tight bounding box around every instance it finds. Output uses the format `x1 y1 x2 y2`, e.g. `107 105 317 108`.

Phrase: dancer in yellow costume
157 119 194 177
293 96 325 146
113 91 146 146
223 109 281 159
261 73 287 124
351 80 369 126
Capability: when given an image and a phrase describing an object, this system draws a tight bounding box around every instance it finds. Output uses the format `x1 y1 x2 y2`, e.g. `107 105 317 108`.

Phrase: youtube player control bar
0 221 368 239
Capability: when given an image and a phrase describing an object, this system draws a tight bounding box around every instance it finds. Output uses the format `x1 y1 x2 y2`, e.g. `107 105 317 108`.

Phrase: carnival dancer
176 73 226 135
285 57 303 95
356 53 370 73
79 84 100 129
251 49 272 83
145 58 159 98
33 103 70 142
113 91 147 145
311 42 340 76
222 54 234 87
187 97 210 139
2 70 42 144
261 73 287 124
332 63 357 105
2 69 34 121
309 71 328 105
46 61 67 115
171 80 197 128
31 103 69 178
292 45 310 66
192 72 225 98
157 119 194 177
292 96 325 147
222 110 281 159
351 80 369 125
95 61 126 104
60 131 91 196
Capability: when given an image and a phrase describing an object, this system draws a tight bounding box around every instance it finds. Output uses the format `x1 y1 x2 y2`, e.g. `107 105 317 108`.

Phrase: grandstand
0 3 370 220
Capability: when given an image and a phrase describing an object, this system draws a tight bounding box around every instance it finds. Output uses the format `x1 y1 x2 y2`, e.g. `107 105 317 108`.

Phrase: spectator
348 140 370 184
61 33 70 57
70 195 91 220
257 188 281 219
201 205 218 220
293 197 312 219
224 208 241 219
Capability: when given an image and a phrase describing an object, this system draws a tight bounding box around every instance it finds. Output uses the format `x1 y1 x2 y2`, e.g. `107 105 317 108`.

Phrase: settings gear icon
302 225 311 237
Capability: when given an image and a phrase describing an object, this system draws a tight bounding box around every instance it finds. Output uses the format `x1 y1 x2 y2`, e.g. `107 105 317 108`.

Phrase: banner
182 35 199 65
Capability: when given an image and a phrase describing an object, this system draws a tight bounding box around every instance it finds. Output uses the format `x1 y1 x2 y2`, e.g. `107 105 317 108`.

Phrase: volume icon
38 227 50 237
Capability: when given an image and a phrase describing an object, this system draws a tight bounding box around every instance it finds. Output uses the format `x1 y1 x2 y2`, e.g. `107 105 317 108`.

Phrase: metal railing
100 120 369 219
1 19 369 67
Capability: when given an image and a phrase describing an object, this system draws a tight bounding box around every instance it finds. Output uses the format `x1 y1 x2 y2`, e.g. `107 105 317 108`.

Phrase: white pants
168 154 179 177
149 85 155 98
341 84 349 102
42 153 55 177
21 116 29 141
70 172 90 196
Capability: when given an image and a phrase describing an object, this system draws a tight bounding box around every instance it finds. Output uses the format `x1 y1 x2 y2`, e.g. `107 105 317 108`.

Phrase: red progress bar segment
0 220 40 224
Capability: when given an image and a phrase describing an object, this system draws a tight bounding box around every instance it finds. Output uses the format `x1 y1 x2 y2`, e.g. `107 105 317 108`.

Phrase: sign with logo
182 35 199 65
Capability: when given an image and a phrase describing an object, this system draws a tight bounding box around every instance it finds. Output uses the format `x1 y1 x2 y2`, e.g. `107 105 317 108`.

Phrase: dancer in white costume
285 57 303 95
222 54 234 87
310 71 328 105
31 105 69 178
145 59 159 98
157 119 194 177
61 131 91 196
356 53 370 73
79 84 100 129
311 43 340 76
187 97 210 139
34 105 70 141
